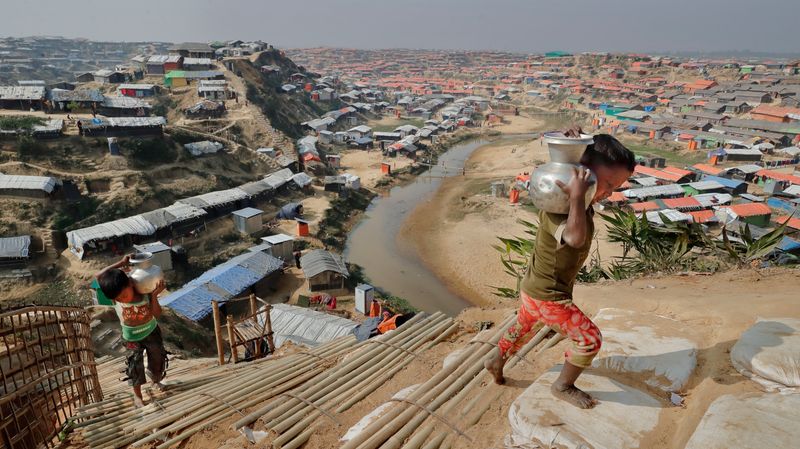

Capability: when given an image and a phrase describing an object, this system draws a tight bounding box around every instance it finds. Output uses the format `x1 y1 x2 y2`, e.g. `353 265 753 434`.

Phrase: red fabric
498 292 602 368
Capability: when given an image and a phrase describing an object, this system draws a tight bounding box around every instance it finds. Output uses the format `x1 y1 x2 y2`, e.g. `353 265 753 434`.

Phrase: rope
278 392 342 426
366 339 418 358
199 393 246 417
388 398 473 442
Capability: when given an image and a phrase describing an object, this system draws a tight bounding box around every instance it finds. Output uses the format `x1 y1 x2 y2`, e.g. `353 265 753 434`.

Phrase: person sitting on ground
95 255 168 408
484 129 636 409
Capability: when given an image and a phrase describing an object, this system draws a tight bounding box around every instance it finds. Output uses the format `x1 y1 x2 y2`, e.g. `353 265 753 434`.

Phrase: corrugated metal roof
643 209 693 225
232 207 262 218
262 234 294 245
117 83 156 90
263 168 294 189
0 236 31 259
701 175 747 189
727 202 772 217
300 249 349 279
161 251 284 321
139 203 207 229
694 193 733 208
177 188 249 208
623 184 685 199
82 117 166 129
685 180 725 191
0 174 58 193
291 172 313 188
0 86 45 100
101 96 151 109
49 88 104 103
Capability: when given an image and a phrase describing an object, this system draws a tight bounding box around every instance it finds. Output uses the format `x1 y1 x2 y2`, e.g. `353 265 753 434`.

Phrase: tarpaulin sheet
260 303 357 348
0 235 31 259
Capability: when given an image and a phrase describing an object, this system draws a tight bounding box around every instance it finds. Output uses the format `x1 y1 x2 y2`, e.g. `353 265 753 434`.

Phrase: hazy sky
4 0 799 54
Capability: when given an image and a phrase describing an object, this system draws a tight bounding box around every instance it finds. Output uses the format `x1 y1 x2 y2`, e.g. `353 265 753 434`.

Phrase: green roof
545 51 572 58
165 70 186 79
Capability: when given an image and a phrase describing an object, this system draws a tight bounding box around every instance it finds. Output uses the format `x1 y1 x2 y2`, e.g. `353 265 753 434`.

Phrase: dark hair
97 268 130 300
581 134 636 172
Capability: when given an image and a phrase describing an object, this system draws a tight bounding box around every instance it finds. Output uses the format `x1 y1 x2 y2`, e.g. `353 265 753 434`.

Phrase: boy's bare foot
484 355 506 385
133 396 144 408
152 382 166 392
550 382 596 409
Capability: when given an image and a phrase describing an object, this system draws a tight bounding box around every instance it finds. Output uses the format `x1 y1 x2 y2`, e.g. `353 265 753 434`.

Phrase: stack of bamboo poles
232 312 458 449
72 335 360 449
339 314 563 449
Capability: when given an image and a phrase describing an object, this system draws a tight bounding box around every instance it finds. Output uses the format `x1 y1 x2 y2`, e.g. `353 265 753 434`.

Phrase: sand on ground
338 149 413 189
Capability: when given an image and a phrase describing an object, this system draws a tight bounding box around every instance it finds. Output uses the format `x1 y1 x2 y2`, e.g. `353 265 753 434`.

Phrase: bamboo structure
233 312 457 448
0 306 101 449
339 315 560 449
214 296 275 365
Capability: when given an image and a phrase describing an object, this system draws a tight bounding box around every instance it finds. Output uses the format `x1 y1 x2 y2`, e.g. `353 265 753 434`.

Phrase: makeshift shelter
300 249 349 291
260 303 358 348
277 202 303 220
0 174 59 198
132 241 173 271
260 234 295 262
184 141 224 156
232 207 263 234
0 236 31 264
67 216 156 259
160 251 284 322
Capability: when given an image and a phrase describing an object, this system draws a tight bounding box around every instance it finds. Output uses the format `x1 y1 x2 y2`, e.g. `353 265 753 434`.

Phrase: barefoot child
485 132 635 409
95 255 168 407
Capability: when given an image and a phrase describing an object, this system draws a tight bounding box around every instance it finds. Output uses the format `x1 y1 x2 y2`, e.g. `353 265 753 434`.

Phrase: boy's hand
564 125 584 137
555 166 593 203
151 279 166 297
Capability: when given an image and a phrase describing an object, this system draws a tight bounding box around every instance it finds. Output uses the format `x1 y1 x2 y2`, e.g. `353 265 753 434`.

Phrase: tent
277 202 303 220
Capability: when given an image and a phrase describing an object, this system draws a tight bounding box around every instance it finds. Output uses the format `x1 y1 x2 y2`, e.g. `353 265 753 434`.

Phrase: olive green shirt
521 208 594 300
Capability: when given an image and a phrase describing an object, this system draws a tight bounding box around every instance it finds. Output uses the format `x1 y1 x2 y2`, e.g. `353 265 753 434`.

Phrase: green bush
0 116 44 131
16 135 47 159
125 138 177 166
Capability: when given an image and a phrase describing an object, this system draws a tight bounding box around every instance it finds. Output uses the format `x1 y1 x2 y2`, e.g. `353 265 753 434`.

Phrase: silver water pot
128 252 164 295
529 132 597 214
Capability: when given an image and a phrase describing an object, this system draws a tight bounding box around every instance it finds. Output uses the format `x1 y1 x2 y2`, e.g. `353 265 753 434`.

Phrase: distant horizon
3 35 799 61
3 0 799 56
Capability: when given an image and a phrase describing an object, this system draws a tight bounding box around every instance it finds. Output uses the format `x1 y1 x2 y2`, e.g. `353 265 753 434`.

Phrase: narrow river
345 135 533 316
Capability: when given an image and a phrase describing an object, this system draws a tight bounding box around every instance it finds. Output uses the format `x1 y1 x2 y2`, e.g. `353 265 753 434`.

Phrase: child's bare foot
484 355 506 385
550 382 596 409
152 382 166 392
133 396 144 408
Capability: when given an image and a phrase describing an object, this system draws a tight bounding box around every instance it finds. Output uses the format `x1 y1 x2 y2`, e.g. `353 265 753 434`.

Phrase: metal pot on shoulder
128 252 164 295
529 132 597 214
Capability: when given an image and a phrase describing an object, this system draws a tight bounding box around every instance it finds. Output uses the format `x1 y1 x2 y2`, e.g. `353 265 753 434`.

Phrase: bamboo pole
212 300 225 365
227 315 238 364
340 315 515 449
264 303 275 353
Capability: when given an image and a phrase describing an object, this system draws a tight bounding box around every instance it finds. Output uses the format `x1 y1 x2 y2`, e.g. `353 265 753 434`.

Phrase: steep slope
233 50 326 139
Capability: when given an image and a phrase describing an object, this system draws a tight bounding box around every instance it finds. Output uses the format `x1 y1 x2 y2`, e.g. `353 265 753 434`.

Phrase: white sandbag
591 308 698 392
508 368 663 449
730 317 800 393
685 393 800 449
340 384 419 442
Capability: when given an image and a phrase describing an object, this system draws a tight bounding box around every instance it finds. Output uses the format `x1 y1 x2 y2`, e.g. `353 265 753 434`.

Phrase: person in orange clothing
378 310 400 334
368 299 382 318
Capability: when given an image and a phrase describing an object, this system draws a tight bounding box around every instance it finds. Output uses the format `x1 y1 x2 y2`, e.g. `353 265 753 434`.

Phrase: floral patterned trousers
498 292 602 368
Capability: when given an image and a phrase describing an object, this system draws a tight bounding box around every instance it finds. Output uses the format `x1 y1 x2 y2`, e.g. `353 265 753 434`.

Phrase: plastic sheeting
730 317 800 393
263 168 294 189
184 141 224 156
177 188 249 209
300 249 349 279
139 203 207 230
0 236 31 259
160 251 284 321
592 308 698 392
508 369 663 449
67 216 156 259
277 202 302 220
684 393 800 449
0 174 58 193
260 303 357 348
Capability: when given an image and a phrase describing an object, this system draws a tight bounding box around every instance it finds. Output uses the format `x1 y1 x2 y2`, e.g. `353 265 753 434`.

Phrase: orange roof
756 169 800 185
692 163 725 176
728 203 772 217
634 165 686 182
630 201 659 212
607 191 626 203
662 197 702 210
662 166 693 177
751 104 800 118
775 215 800 230
688 210 716 224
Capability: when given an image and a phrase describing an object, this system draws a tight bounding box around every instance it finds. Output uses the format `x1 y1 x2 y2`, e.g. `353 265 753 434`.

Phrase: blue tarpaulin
160 251 284 321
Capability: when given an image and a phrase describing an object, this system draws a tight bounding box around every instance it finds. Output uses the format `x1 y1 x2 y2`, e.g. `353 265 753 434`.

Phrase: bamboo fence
0 305 101 449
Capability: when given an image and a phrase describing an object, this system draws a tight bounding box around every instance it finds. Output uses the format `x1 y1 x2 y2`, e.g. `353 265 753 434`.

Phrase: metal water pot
529 132 598 214
129 252 164 295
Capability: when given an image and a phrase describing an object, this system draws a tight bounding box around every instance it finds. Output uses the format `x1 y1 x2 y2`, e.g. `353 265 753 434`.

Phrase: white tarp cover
684 393 800 449
177 188 248 208
260 303 357 348
730 317 800 393
184 141 224 156
139 203 207 229
67 216 156 258
0 174 58 193
0 236 31 259
263 168 294 189
508 369 663 449
592 308 698 392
